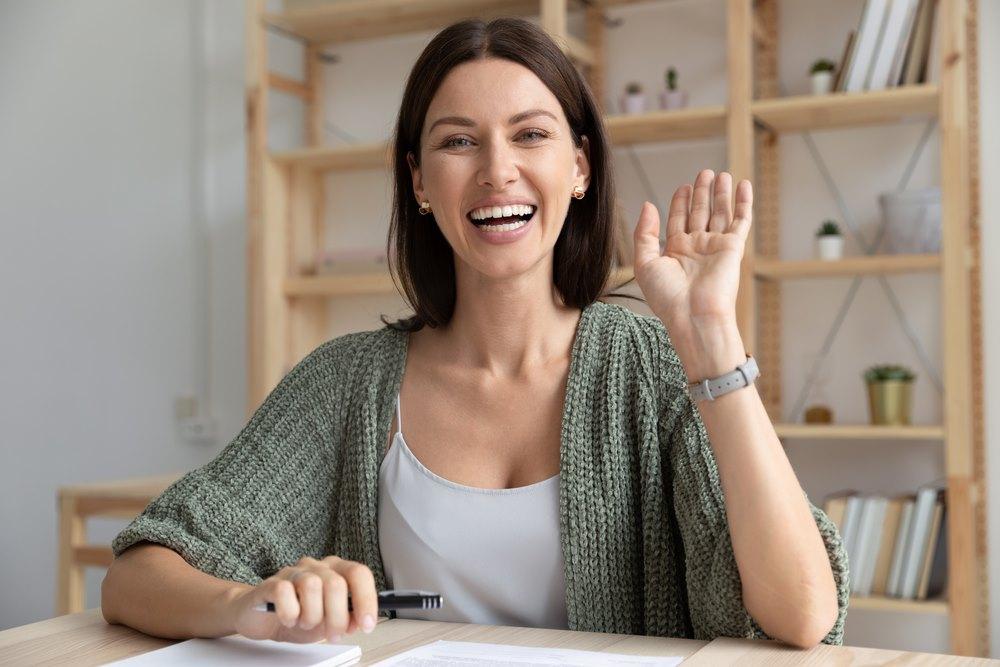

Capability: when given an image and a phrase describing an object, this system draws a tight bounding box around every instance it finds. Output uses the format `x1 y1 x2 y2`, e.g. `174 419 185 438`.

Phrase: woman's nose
477 140 519 189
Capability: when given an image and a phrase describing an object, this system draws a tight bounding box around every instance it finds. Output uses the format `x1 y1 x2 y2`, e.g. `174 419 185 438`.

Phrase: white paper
103 635 361 666
371 640 683 667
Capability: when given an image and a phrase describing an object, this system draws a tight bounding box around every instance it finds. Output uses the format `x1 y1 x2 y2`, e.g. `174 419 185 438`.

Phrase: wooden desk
2 610 996 666
56 474 180 615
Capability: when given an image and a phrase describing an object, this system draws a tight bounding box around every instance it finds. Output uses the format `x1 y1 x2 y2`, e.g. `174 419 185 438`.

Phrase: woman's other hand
233 556 378 644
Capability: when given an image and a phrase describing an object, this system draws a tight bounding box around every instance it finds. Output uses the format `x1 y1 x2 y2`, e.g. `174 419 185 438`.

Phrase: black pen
254 589 443 613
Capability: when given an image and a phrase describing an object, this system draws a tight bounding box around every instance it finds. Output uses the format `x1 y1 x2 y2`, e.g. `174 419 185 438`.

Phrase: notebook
104 635 361 666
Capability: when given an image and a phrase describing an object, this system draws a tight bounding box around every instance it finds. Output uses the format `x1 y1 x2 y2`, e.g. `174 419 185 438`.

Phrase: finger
294 571 325 630
710 172 733 233
337 561 378 635
632 201 663 269
320 571 349 642
687 169 714 232
666 183 692 239
271 578 301 628
731 179 754 240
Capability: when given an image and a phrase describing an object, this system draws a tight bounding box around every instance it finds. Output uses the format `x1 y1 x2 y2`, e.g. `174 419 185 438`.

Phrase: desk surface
0 609 995 666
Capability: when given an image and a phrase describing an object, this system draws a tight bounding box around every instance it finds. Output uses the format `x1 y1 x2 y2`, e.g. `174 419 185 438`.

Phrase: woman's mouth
468 204 536 232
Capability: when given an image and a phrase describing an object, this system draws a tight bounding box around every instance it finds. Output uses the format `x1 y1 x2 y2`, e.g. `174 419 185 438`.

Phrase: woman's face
410 58 590 286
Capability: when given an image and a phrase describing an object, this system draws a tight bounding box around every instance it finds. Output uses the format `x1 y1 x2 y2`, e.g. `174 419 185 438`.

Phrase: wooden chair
56 474 179 615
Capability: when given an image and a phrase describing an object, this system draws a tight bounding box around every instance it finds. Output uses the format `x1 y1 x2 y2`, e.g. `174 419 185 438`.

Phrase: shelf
755 254 941 280
752 85 939 133
270 142 390 172
606 106 727 145
849 595 949 615
265 0 539 44
774 423 945 440
285 271 397 297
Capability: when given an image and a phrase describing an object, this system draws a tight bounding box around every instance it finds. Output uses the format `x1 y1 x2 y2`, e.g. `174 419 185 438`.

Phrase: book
833 30 857 92
104 636 362 666
823 489 857 531
924 0 943 83
922 500 949 599
840 494 866 571
870 495 907 596
851 496 888 596
916 496 946 599
901 0 936 85
886 497 915 596
868 0 920 90
898 484 945 599
843 0 892 92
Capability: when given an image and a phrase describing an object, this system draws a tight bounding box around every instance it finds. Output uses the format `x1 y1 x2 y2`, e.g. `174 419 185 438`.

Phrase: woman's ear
408 151 424 203
575 136 592 191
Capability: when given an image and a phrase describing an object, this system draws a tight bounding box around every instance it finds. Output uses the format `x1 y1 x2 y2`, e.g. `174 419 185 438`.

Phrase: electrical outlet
179 416 217 446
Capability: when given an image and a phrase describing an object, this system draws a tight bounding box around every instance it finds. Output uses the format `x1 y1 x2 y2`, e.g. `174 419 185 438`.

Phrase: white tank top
377 397 568 629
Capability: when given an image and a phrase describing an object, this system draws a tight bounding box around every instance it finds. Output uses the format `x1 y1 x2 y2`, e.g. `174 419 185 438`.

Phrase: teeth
470 204 535 221
479 220 528 232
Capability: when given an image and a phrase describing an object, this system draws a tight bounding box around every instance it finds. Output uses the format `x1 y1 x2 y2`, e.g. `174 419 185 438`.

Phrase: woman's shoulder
268 326 407 400
580 300 669 345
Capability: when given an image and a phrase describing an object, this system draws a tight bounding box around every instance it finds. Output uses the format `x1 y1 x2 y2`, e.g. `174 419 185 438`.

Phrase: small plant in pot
660 66 688 109
815 219 843 261
810 58 836 95
620 81 647 115
864 364 916 425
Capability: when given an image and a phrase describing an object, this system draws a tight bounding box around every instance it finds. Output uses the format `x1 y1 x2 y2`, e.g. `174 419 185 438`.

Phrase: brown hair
388 17 616 330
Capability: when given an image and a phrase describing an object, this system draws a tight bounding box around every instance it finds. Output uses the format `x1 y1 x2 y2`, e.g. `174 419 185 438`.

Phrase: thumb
633 201 662 270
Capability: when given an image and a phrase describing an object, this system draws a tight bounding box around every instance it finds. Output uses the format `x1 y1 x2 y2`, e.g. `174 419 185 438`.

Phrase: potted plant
815 219 843 260
620 81 647 115
863 364 916 425
809 58 836 95
660 66 688 109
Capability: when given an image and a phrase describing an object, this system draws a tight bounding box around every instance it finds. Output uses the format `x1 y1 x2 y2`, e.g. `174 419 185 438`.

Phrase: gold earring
571 185 585 200
418 201 432 215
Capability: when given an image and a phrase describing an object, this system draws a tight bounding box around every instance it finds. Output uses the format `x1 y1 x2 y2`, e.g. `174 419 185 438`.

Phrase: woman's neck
421 267 581 378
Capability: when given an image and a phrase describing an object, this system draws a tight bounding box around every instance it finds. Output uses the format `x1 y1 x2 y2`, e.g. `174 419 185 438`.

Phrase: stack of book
834 0 941 93
824 483 947 600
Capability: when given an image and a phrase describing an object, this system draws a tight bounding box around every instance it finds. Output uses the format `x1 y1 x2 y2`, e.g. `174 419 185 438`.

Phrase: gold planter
866 380 913 425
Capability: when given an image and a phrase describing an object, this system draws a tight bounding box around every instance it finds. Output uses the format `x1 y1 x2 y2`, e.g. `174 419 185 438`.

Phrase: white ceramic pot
816 235 844 261
620 93 647 115
660 90 689 110
811 71 834 95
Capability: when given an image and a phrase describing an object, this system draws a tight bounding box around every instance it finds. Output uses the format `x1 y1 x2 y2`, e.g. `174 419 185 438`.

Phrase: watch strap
689 355 759 401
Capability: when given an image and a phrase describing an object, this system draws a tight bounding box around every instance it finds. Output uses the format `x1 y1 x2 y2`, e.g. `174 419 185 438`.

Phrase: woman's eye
443 136 472 148
518 129 549 142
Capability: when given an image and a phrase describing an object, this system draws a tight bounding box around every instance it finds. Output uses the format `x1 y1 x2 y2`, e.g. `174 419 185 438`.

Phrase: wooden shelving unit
245 0 985 655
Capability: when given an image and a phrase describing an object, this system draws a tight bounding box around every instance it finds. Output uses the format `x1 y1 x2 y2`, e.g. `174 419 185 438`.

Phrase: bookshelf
245 0 985 655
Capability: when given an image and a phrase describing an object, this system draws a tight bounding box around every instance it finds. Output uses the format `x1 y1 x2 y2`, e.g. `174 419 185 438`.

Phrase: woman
102 17 847 648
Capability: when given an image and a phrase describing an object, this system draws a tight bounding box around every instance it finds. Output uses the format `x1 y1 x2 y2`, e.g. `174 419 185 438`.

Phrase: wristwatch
688 355 759 401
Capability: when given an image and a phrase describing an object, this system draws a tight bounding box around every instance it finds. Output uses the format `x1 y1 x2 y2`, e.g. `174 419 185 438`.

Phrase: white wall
0 0 997 656
0 0 247 628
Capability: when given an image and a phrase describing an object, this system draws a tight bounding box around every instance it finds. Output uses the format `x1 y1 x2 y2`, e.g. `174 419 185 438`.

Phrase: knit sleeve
111 329 400 585
648 320 849 645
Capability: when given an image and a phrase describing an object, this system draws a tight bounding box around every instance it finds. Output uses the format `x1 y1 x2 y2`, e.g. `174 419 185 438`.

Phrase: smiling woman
101 17 848 651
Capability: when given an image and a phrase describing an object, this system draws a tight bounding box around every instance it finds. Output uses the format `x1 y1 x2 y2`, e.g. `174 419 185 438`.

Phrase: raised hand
632 169 752 376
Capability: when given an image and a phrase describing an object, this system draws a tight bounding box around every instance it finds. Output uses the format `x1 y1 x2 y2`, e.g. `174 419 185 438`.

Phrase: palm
633 170 752 339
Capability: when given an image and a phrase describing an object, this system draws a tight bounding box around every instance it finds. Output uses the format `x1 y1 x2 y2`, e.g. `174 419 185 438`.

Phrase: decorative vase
866 380 913 425
811 71 833 95
620 92 647 115
660 90 689 110
816 235 843 261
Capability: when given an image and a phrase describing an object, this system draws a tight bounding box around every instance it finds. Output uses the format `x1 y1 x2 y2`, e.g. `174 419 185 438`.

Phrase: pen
254 589 443 613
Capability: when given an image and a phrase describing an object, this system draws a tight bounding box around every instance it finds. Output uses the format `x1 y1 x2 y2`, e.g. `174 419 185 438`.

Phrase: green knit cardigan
113 302 848 643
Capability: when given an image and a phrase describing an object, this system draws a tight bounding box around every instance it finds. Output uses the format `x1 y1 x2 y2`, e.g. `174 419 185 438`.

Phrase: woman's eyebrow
508 109 558 125
427 116 475 133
